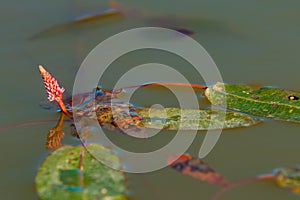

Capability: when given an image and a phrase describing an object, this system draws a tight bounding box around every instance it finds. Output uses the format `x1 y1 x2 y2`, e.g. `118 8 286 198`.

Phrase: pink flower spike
38 65 73 119
38 65 65 102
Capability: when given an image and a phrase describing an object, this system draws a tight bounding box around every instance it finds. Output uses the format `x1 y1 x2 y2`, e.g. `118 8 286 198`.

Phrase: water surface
1 0 300 199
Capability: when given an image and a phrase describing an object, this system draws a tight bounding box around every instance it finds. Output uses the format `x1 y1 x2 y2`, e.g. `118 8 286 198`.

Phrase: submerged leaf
31 8 124 39
35 144 127 200
205 82 300 122
137 107 260 130
168 154 227 185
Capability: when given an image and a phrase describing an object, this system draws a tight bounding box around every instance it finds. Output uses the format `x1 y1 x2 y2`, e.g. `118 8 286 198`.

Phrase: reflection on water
1 0 300 199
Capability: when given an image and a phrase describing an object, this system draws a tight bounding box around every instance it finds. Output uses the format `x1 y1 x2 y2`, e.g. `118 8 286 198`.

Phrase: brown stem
119 81 207 91
78 140 85 187
210 174 275 200
78 142 85 171
56 99 73 119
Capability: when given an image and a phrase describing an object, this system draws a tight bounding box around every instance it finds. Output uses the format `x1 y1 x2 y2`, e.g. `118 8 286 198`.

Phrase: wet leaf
168 154 227 185
35 144 127 200
205 82 300 122
67 86 146 137
137 107 260 130
275 168 300 194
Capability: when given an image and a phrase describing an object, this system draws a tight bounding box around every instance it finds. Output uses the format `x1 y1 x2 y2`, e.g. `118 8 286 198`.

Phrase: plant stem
56 99 73 119
78 139 86 188
118 81 207 91
210 174 275 200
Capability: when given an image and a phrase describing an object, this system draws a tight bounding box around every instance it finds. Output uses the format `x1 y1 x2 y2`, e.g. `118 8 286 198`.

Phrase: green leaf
205 82 300 122
275 168 300 194
136 107 260 130
35 144 127 200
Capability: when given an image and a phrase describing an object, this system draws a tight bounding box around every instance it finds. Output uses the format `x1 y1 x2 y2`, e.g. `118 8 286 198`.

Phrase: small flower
38 65 73 118
38 65 65 102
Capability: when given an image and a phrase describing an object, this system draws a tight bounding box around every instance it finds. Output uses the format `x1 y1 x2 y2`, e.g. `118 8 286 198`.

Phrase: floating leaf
137 107 260 130
168 154 227 185
72 90 145 137
35 144 127 200
205 82 300 122
275 168 300 194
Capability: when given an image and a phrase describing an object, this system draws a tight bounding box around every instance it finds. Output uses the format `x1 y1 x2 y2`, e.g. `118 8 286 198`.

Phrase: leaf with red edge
168 154 228 185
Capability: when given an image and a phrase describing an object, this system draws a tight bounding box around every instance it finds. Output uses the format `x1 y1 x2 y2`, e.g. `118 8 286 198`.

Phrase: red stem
118 81 207 91
210 174 275 200
56 99 73 119
0 119 60 132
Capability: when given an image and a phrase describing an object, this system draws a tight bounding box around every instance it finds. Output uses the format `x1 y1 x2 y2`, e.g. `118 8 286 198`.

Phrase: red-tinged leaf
168 154 228 185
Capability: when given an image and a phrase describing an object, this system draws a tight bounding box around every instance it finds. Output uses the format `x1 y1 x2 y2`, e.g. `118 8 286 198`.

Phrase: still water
1 0 300 199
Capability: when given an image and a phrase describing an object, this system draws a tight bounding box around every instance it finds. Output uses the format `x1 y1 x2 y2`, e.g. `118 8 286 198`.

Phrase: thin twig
78 139 86 188
211 174 275 200
118 81 207 91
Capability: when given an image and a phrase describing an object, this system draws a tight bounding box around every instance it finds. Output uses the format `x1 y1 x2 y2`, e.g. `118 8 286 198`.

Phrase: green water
1 0 300 199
